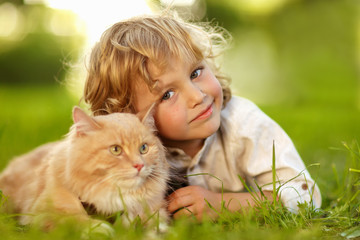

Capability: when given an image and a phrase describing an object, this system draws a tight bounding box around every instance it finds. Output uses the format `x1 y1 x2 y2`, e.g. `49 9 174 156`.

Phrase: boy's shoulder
220 95 274 133
221 95 261 117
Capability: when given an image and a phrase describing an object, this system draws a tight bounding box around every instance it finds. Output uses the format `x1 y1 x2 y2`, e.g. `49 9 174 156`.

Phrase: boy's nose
187 83 205 108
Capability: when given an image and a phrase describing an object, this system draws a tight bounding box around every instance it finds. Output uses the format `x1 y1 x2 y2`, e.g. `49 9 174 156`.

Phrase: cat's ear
72 106 101 136
137 103 156 131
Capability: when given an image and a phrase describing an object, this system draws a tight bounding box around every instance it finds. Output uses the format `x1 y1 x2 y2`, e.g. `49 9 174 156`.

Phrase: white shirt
166 96 321 212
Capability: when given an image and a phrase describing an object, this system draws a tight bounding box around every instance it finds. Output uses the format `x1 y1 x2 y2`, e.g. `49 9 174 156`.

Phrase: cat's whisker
147 170 168 184
91 172 127 189
95 174 118 186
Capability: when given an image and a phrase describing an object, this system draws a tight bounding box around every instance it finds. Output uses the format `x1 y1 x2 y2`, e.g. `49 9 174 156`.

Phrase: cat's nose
133 163 144 172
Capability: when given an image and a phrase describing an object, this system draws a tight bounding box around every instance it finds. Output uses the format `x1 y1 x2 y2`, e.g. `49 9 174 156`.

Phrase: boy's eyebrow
150 80 165 95
189 59 203 70
151 80 166 95
150 59 203 92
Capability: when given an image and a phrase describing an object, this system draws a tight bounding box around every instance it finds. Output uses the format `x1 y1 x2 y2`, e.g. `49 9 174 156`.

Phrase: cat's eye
109 145 122 156
139 143 149 154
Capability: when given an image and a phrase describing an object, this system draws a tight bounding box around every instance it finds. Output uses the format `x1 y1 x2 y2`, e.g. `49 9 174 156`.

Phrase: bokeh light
45 0 152 46
0 3 25 40
40 0 153 99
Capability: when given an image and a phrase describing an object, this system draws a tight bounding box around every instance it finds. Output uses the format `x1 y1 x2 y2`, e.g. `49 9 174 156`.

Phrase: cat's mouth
132 168 152 185
113 167 154 189
138 168 153 181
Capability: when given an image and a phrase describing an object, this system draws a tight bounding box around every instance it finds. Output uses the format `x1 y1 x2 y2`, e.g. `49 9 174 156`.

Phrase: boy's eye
190 69 201 80
162 90 175 101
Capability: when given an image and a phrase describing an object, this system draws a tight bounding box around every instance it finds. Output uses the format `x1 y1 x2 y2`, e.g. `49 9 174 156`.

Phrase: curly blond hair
84 11 232 115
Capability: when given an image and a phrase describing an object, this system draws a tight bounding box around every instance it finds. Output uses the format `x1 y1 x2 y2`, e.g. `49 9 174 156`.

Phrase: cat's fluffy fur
0 107 169 230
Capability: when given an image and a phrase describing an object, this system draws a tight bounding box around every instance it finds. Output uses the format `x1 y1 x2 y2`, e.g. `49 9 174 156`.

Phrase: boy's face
134 57 223 145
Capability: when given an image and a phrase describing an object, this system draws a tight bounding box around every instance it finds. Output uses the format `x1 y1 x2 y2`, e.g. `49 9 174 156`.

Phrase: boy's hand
167 185 221 221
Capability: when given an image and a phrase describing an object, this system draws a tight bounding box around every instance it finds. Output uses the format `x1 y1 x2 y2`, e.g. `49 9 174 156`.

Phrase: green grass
0 85 359 239
0 85 76 169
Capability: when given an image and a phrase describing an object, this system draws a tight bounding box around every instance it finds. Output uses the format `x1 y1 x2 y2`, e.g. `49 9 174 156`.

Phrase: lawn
0 84 359 239
1 0 359 238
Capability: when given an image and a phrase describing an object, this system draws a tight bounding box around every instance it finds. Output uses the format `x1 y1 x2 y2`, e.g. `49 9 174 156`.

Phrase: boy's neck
161 138 205 158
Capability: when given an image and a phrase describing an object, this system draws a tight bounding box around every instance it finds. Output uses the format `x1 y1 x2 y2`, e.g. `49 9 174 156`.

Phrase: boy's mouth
191 103 213 122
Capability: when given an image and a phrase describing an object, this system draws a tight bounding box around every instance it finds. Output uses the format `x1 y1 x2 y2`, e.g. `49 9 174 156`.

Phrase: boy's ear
72 106 101 136
137 103 157 131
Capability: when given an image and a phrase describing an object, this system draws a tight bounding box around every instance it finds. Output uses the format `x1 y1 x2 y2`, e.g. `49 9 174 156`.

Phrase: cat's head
65 106 168 205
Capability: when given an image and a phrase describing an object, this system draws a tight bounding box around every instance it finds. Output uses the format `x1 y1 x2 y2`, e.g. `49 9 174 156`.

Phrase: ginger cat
0 106 169 233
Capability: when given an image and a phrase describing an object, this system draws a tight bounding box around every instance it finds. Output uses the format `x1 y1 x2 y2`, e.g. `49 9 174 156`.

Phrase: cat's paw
144 222 168 240
157 221 169 233
81 220 115 239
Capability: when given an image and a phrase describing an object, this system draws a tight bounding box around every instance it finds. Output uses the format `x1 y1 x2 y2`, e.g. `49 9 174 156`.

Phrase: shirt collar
165 133 217 170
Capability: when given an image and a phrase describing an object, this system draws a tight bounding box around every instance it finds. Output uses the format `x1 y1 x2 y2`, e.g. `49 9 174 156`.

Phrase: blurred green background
0 0 359 208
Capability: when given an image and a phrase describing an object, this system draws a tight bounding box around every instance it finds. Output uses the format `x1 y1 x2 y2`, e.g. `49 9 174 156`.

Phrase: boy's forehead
133 80 158 113
146 60 165 80
147 57 200 78
146 58 176 88
133 59 175 114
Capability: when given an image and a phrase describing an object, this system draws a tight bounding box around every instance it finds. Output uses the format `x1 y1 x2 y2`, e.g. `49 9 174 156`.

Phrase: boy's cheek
202 77 223 100
213 79 223 97
155 108 186 134
207 84 223 109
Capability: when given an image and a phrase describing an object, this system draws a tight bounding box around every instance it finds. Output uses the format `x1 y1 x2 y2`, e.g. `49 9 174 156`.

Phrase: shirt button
301 183 308 190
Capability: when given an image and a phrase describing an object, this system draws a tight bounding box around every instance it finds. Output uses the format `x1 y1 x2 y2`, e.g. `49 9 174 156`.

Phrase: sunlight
161 0 197 6
45 0 152 46
42 0 153 101
0 3 23 39
230 0 289 16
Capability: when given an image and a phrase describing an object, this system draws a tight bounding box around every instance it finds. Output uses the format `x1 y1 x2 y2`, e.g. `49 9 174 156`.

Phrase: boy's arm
167 185 273 221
